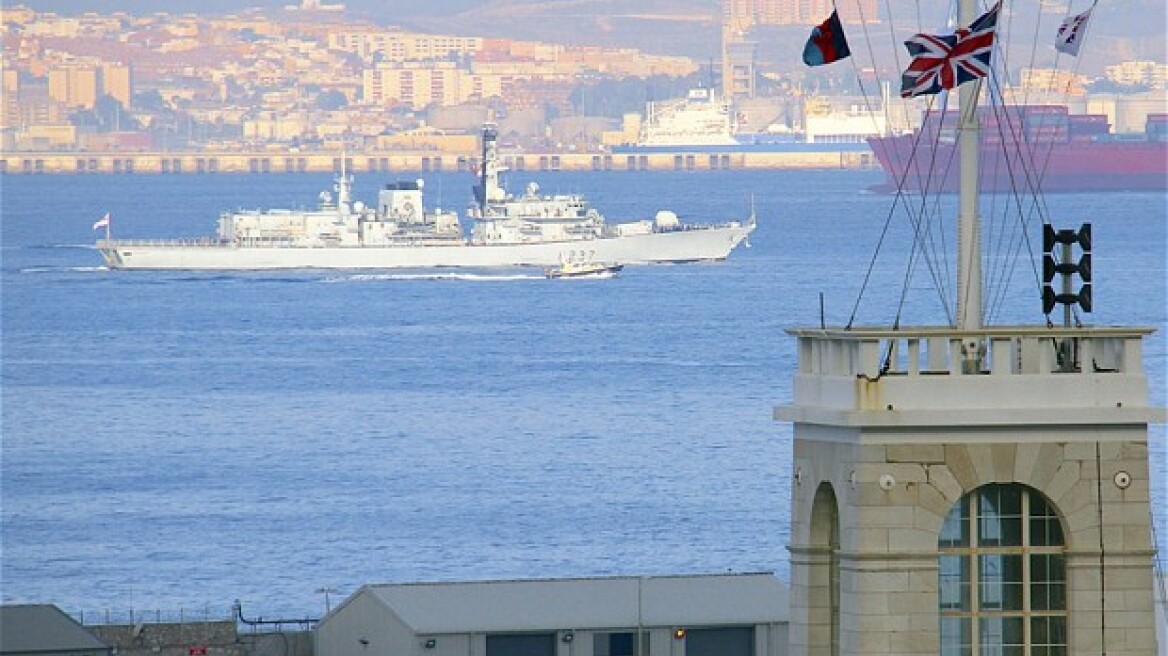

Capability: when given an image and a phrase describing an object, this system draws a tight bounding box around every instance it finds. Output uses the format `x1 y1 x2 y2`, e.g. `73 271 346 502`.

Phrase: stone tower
777 0 1162 651
776 325 1164 655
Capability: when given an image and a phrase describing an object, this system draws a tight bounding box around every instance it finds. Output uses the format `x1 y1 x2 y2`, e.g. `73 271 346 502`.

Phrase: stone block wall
786 431 1158 656
88 622 312 656
90 620 241 656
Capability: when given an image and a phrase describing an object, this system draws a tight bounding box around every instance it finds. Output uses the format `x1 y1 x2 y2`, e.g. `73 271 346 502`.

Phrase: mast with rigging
956 0 985 373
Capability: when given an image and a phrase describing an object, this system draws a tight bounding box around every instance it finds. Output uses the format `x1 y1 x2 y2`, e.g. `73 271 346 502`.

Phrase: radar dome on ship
353 201 365 212
654 210 680 230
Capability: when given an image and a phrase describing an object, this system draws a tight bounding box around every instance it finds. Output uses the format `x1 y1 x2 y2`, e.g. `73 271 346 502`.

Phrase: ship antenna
479 125 490 215
336 148 352 213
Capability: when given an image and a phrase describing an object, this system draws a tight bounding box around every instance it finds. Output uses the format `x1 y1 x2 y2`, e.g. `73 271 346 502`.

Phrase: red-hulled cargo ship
868 106 1167 193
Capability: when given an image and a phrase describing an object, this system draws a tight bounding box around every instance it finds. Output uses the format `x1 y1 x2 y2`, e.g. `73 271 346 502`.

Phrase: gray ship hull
99 223 753 271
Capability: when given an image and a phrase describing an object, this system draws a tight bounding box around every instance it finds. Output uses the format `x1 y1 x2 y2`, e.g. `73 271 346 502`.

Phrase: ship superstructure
639 88 738 147
218 172 461 250
469 124 690 247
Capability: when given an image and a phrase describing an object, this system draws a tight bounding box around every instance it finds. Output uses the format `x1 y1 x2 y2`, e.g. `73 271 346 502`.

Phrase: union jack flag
900 1 1000 98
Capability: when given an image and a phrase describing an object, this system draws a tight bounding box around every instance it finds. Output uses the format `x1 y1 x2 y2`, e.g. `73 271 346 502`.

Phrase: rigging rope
840 0 893 174
845 0 1099 329
982 76 1043 324
1153 514 1168 652
983 70 1088 327
1096 442 1108 656
844 96 958 329
846 1 988 330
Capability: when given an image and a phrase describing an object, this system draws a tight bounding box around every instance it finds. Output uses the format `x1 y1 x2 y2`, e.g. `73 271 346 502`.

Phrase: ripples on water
2 170 1164 619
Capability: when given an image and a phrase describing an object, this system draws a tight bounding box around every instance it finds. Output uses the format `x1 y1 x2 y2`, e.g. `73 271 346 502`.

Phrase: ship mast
336 152 352 214
477 124 507 216
956 0 983 333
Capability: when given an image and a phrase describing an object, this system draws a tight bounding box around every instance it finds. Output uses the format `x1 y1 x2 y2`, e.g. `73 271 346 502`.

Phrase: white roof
362 572 788 634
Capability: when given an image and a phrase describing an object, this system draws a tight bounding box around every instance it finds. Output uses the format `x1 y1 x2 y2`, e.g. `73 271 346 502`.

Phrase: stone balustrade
778 325 1163 428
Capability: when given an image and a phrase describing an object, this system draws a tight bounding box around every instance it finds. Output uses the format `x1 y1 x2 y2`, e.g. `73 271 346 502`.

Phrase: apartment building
1017 68 1088 96
101 63 133 108
1105 60 1168 89
329 29 482 62
363 61 470 110
47 64 102 109
724 0 879 28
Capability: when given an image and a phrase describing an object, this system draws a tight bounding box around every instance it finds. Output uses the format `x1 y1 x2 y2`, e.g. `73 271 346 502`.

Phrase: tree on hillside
71 95 140 132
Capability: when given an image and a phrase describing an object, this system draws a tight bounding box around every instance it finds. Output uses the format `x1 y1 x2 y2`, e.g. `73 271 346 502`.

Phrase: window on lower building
939 483 1067 656
486 633 556 656
593 631 649 656
684 627 754 656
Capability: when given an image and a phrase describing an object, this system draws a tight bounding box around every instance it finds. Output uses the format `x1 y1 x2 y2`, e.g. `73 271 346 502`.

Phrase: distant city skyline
3 0 1164 172
13 0 1163 62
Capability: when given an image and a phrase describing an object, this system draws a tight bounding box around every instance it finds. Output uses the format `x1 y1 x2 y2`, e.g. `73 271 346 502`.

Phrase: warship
97 126 754 271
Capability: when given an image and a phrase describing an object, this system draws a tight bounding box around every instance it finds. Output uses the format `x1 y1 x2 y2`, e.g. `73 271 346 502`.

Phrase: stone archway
808 482 840 656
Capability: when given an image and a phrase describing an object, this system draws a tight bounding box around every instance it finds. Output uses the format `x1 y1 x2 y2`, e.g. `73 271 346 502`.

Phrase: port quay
0 148 876 175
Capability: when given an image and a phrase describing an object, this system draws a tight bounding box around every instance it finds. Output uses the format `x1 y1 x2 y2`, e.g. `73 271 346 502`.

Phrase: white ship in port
638 87 739 147
97 125 754 271
613 88 884 155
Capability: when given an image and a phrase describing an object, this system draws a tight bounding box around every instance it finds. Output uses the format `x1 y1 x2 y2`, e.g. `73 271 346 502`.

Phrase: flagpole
955 0 992 377
1080 0 1098 47
956 0 985 335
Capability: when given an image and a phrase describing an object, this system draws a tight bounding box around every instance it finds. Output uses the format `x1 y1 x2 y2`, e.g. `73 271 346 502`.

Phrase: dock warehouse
314 573 789 656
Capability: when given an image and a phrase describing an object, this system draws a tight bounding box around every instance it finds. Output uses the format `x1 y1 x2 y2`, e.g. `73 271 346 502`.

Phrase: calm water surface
2 169 1164 620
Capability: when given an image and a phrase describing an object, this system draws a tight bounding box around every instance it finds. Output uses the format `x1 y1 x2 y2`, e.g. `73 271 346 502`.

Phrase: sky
12 0 488 16
11 0 1164 70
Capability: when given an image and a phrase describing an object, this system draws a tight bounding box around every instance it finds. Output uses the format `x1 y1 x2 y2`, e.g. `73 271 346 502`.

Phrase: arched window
938 484 1067 655
810 483 840 656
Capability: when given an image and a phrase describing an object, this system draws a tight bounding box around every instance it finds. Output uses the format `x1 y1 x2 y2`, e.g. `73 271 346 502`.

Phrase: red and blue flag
802 10 851 67
900 1 1000 98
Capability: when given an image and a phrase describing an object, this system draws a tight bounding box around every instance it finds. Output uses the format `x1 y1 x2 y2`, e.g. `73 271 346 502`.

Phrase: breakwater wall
0 149 876 175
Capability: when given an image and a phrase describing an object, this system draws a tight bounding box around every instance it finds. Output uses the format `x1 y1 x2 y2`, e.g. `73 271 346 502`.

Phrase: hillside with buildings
2 0 1164 166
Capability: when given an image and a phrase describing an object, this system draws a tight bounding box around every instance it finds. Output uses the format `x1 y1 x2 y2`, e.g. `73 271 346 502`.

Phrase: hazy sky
12 0 1164 68
14 0 489 16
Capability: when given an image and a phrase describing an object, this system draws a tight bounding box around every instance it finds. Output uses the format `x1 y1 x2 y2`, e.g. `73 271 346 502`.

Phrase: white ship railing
100 238 231 247
99 237 467 249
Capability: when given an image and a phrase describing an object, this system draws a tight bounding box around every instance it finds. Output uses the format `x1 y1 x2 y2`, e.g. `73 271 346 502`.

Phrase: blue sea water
2 169 1164 621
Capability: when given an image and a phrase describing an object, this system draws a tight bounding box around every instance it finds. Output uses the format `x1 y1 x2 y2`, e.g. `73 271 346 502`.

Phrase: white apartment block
1105 61 1168 89
329 30 482 62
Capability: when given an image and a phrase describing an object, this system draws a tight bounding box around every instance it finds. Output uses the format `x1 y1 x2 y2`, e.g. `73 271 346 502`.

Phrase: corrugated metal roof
365 572 788 634
0 605 110 654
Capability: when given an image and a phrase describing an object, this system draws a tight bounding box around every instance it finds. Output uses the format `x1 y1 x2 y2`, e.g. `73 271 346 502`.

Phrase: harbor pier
0 149 876 175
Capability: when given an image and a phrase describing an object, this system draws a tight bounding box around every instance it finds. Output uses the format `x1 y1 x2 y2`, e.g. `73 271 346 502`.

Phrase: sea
2 168 1165 623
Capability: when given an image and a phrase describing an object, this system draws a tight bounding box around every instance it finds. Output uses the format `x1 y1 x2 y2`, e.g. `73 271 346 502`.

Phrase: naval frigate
97 125 755 271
